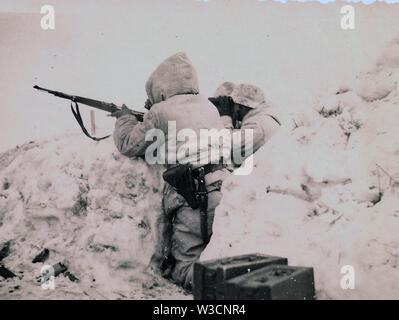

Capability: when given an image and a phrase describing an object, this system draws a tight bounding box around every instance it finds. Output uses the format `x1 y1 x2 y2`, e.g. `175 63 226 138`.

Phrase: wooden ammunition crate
193 254 288 300
216 265 316 300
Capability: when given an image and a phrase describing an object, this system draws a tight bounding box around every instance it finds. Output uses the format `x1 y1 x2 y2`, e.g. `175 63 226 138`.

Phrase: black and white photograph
0 0 399 304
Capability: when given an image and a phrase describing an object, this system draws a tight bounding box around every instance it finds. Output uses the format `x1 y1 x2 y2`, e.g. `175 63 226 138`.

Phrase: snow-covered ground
203 36 399 299
0 137 189 299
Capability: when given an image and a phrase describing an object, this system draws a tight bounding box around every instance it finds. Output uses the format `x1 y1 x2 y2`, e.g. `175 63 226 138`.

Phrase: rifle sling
70 102 111 141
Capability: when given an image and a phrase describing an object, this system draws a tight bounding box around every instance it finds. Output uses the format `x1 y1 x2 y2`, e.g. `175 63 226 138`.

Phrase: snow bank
0 136 188 299
202 37 399 299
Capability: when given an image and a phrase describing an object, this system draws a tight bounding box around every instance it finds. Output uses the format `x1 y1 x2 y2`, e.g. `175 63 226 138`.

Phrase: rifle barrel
33 85 145 121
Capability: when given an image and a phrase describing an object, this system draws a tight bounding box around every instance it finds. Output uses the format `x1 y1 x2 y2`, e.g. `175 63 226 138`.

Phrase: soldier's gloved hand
209 96 234 118
144 98 153 110
235 104 252 122
109 104 132 118
229 104 252 128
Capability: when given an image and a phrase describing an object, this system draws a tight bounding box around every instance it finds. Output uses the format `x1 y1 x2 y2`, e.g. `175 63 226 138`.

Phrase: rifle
33 85 145 141
34 85 238 142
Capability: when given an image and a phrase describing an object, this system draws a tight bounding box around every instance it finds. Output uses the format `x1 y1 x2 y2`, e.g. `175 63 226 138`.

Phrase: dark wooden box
193 253 288 300
216 265 316 300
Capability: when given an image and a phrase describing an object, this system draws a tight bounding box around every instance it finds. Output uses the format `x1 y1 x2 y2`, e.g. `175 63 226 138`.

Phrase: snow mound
203 38 399 299
0 136 188 299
